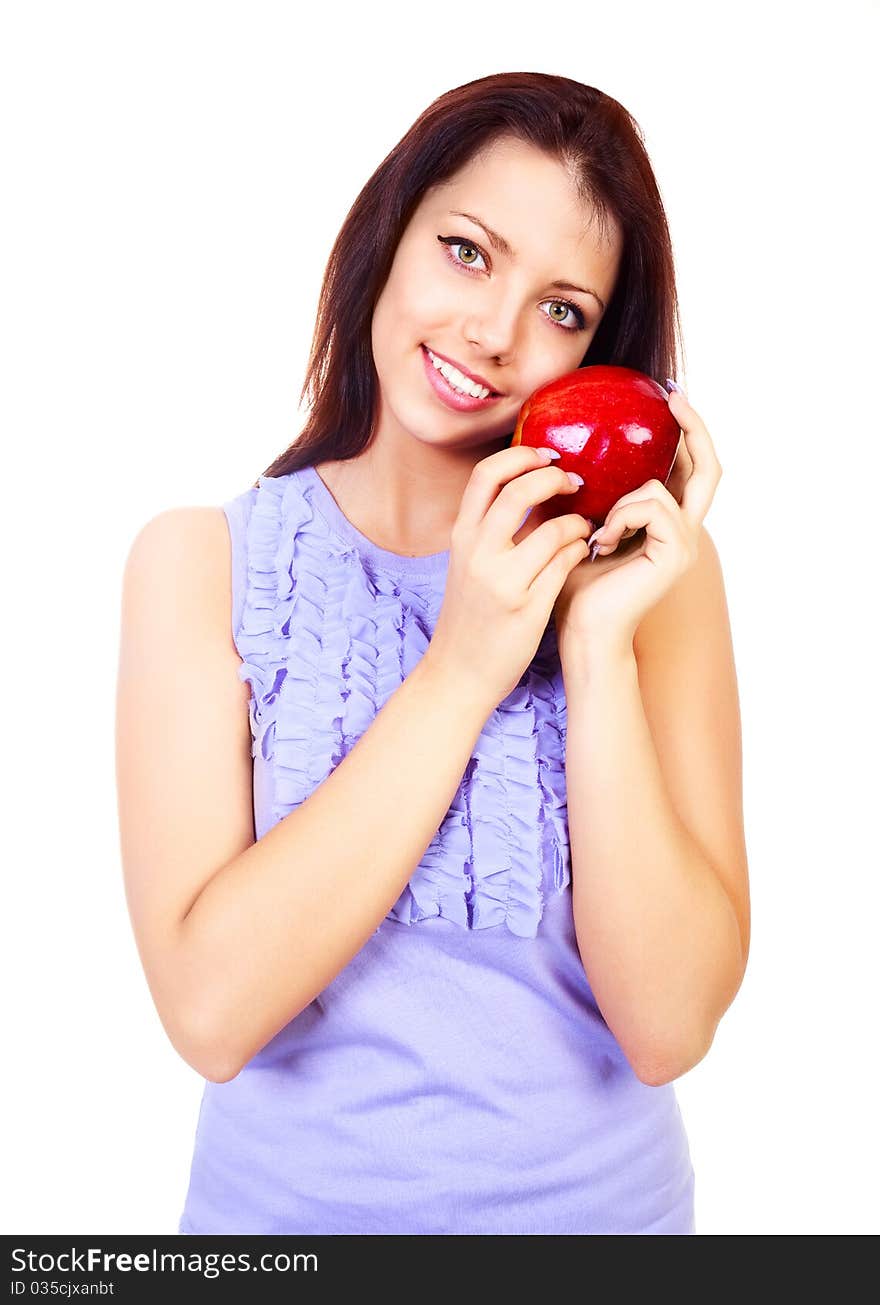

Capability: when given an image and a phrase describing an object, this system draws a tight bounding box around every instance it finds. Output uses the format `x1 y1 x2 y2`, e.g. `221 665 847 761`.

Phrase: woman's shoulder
122 509 238 639
126 476 284 566
119 508 243 693
125 504 230 571
126 470 327 653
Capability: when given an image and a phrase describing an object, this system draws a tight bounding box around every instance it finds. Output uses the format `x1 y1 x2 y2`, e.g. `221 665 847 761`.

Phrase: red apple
511 365 681 527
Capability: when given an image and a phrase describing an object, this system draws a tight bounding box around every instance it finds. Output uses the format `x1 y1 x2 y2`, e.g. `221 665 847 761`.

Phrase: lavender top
177 465 695 1235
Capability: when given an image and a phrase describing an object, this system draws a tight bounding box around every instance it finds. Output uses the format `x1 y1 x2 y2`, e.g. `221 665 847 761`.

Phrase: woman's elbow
634 1026 714 1086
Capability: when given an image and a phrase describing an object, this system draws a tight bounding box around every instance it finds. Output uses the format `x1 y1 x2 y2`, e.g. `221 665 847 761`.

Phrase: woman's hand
426 444 592 710
547 385 722 660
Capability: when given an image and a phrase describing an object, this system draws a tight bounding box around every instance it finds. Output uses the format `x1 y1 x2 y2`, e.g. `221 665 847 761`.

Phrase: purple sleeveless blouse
177 465 696 1235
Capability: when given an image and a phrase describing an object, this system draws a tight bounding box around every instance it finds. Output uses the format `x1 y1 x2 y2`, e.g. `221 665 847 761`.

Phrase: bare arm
179 642 489 1081
559 527 749 1086
116 508 493 1084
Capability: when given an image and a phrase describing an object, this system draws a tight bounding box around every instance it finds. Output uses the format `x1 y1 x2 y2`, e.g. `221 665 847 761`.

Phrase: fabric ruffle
231 472 572 940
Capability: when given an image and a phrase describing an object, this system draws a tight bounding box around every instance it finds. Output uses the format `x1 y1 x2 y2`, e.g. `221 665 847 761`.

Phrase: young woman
116 71 749 1235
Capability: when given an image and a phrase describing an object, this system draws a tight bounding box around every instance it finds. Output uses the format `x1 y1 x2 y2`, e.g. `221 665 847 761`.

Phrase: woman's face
369 134 623 455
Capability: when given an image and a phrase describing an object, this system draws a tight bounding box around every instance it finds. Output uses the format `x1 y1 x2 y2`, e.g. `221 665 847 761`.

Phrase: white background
2 0 878 1236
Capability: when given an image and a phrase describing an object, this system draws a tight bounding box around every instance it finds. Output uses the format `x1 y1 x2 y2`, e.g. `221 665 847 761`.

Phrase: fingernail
586 527 604 563
664 378 687 397
567 471 584 486
537 446 562 460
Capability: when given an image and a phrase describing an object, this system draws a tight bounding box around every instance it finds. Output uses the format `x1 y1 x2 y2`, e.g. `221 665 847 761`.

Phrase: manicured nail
567 471 584 486
538 446 562 460
664 378 687 397
587 527 604 563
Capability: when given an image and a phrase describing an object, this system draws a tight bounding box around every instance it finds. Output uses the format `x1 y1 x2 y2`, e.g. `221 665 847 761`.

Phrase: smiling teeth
427 348 491 399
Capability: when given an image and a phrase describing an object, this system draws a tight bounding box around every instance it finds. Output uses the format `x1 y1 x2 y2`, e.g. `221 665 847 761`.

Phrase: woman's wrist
557 627 636 681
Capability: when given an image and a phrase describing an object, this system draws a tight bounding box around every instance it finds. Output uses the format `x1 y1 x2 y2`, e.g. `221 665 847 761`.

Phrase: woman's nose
463 324 514 368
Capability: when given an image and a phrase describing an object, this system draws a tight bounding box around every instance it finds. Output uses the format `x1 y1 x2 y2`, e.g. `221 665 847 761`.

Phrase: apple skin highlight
511 365 681 527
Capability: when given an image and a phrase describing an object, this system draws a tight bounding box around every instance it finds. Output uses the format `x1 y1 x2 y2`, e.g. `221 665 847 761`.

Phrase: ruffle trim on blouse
233 472 572 940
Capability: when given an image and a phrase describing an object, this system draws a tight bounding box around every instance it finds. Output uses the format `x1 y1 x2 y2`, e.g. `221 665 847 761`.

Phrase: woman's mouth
421 345 505 413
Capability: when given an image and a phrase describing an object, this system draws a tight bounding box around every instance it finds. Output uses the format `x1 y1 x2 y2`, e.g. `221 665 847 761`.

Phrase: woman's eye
438 236 488 272
542 302 584 331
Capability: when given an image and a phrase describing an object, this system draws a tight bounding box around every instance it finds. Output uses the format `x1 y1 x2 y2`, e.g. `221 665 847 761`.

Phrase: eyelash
436 235 588 333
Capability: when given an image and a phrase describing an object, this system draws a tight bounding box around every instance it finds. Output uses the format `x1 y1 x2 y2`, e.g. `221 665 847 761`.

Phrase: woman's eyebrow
448 210 606 313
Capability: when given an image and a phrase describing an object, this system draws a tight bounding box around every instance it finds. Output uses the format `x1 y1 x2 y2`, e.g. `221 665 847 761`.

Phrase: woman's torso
176 464 696 1235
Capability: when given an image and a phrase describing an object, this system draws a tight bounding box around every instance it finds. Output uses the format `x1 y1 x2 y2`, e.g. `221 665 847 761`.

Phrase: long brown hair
258 70 685 486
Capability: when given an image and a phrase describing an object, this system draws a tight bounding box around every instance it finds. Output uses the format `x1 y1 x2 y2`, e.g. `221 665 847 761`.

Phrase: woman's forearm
560 642 744 1085
178 654 494 1081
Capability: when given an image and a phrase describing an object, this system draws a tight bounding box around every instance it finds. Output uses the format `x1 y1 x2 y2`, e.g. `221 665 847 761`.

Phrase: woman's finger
588 478 673 555
596 477 679 525
666 389 722 523
589 493 680 559
664 432 693 505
